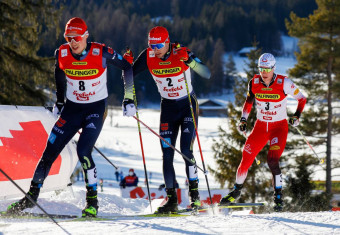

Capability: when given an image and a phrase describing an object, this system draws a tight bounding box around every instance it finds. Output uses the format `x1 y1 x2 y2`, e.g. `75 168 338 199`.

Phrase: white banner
0 105 78 199
121 187 228 208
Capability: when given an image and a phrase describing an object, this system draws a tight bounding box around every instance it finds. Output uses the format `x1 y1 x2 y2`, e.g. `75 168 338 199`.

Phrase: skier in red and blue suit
7 17 136 217
123 26 211 214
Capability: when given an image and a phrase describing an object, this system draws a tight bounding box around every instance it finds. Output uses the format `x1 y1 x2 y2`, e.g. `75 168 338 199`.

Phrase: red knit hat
64 17 88 36
148 26 170 45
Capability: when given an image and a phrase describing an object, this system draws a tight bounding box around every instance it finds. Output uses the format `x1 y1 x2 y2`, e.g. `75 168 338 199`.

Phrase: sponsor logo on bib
65 69 99 77
255 93 280 99
72 62 88 65
159 61 171 65
261 88 272 91
152 67 181 75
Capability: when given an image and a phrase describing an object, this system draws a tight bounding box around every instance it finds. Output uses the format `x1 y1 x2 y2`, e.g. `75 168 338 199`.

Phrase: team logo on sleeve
149 51 155 58
294 88 300 95
61 49 68 57
277 79 282 84
93 48 100 56
254 78 259 84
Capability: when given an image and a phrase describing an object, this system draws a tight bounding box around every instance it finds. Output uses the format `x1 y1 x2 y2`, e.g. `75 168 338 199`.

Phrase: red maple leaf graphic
0 121 61 181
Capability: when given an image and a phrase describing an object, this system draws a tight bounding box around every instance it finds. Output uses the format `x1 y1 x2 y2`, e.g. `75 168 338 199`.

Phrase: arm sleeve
241 80 255 120
185 50 211 79
132 49 149 77
103 47 134 100
283 78 307 118
54 49 66 103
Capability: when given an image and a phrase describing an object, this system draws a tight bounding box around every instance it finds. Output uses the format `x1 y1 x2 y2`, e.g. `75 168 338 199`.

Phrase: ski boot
219 183 243 206
155 188 178 214
189 179 201 211
7 181 41 214
273 188 283 212
82 186 99 217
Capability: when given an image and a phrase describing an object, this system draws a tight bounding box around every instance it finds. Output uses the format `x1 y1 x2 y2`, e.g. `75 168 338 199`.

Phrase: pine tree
286 0 340 195
210 42 272 205
0 0 59 105
224 54 236 90
285 154 331 212
207 38 225 94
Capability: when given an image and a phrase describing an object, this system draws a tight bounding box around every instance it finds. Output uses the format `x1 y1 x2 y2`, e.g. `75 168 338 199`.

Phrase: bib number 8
79 81 85 91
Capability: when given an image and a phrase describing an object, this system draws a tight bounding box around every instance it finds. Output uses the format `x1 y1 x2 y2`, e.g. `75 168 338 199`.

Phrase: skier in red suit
220 53 307 212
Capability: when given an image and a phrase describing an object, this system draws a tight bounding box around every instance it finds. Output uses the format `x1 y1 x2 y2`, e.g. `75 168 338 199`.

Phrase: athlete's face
153 42 170 59
259 67 274 84
65 32 88 55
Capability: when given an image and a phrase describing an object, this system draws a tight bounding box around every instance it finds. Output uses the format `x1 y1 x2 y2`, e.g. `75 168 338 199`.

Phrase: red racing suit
236 74 307 189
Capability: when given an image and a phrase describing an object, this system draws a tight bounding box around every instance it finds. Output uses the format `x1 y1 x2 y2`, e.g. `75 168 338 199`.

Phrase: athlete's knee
40 146 60 167
79 155 95 170
162 153 174 165
267 158 281 175
181 149 194 160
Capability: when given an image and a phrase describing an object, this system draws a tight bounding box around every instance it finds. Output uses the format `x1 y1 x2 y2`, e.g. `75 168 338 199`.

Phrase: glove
122 98 136 117
52 101 64 118
158 184 165 191
175 43 189 62
238 117 247 132
123 48 134 65
289 116 300 127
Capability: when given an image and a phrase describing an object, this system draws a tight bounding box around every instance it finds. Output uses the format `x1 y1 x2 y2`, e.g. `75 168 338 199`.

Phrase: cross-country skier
123 26 211 213
219 53 307 212
7 17 136 217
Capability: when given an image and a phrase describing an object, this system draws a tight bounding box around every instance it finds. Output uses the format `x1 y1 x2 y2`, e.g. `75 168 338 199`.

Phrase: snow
1 34 339 234
1 108 340 235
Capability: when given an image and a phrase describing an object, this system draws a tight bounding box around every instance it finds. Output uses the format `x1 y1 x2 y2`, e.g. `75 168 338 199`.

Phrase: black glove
289 116 300 127
122 98 136 117
238 117 247 132
52 101 64 117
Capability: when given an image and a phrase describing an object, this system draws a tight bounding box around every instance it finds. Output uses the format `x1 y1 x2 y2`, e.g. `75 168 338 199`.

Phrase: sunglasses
258 67 274 73
149 42 166 50
64 31 88 43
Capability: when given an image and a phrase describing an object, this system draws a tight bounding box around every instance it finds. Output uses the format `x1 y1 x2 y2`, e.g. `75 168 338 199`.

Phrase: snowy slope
1 108 340 235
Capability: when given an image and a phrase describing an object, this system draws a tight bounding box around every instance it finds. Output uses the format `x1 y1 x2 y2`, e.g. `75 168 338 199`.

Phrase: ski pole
242 131 261 165
132 115 207 174
77 131 119 170
182 70 213 205
0 168 71 235
132 85 153 213
294 126 325 164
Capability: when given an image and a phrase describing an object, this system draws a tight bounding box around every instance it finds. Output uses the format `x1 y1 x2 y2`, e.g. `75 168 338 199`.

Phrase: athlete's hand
289 116 300 127
238 117 247 132
122 98 136 117
52 101 64 118
175 43 190 62
123 47 134 65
